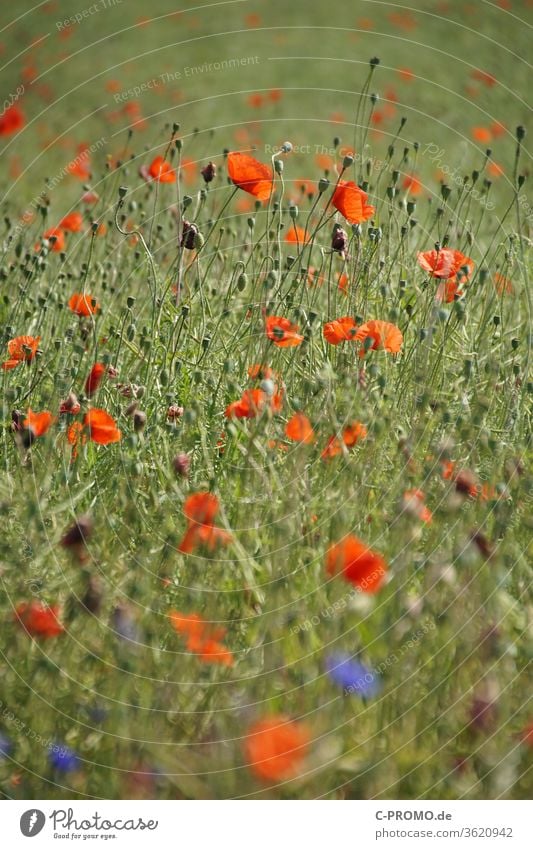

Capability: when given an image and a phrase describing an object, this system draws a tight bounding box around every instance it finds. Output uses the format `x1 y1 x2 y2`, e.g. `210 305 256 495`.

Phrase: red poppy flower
227 152 274 201
403 174 422 195
15 600 64 639
244 715 311 782
321 421 367 459
417 248 474 281
0 104 25 136
332 180 375 224
83 408 121 444
2 335 40 370
169 610 233 666
321 435 342 460
85 363 106 397
247 93 264 108
323 316 358 345
285 225 310 244
177 491 232 554
265 315 303 348
184 492 220 526
42 227 66 252
67 145 91 180
225 388 268 419
294 178 317 197
68 292 100 316
247 364 274 380
471 126 492 143
285 413 314 444
487 162 504 178
337 273 349 293
148 155 176 183
436 280 464 303
402 489 432 523
493 273 514 296
342 421 368 446
326 534 387 592
355 320 403 355
397 67 415 82
59 211 83 232
23 409 55 437
471 69 497 88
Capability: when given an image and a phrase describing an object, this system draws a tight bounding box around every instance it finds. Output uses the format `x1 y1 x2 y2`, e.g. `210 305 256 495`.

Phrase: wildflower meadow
0 0 531 811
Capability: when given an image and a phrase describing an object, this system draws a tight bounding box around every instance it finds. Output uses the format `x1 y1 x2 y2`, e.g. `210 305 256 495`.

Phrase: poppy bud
118 186 128 200
133 410 147 432
331 225 348 253
343 154 354 169
318 177 329 193
516 125 526 142
201 162 216 183
274 159 284 174
369 56 380 68
173 452 190 477
280 141 293 153
180 220 199 250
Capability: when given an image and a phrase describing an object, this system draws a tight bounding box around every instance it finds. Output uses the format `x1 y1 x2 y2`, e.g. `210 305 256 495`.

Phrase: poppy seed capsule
173 452 190 477
201 162 216 183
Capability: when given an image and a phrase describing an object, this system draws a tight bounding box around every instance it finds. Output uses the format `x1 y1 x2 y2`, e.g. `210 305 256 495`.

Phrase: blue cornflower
48 743 80 773
325 652 381 698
